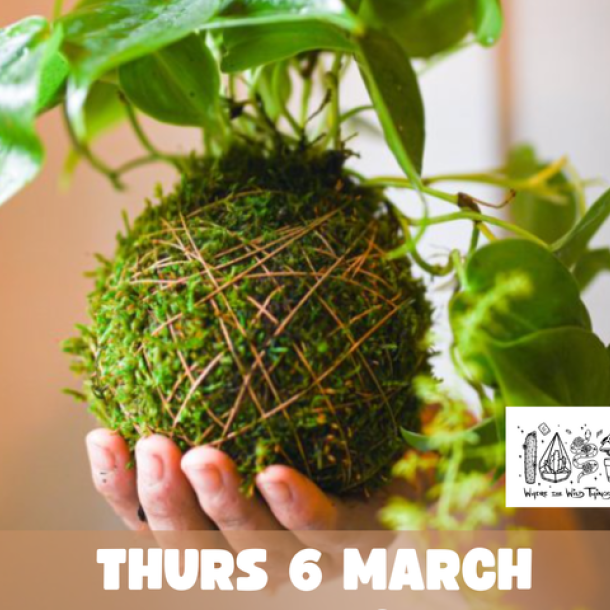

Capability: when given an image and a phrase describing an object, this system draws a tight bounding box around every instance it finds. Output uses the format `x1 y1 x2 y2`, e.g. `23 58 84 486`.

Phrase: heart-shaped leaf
221 20 354 72
60 0 224 136
0 17 63 207
362 0 474 59
119 34 223 129
450 239 610 406
486 328 610 406
61 0 222 84
451 239 590 345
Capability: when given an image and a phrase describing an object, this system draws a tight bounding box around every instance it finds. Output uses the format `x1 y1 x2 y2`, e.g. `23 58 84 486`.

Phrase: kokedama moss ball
66 148 431 494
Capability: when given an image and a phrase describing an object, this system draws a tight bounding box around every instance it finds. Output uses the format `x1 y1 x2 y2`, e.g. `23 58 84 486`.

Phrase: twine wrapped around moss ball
65 148 432 494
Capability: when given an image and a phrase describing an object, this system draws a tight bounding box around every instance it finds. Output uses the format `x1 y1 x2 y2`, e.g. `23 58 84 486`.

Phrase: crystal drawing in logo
539 432 571 483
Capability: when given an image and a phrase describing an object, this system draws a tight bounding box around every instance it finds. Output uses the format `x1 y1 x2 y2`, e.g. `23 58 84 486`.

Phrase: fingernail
189 464 223 494
260 481 291 504
138 452 164 485
88 443 115 473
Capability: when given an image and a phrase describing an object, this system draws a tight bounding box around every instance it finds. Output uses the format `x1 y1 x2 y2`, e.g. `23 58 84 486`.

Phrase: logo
506 407 610 507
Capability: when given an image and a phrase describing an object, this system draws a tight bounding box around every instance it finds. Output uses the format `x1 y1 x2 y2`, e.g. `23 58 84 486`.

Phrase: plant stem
122 99 185 170
409 211 549 247
410 247 454 276
322 53 343 150
364 177 512 248
339 104 375 124
425 171 509 186
300 76 312 127
468 225 480 253
363 176 459 205
565 160 588 217
527 156 567 186
437 439 463 522
450 251 467 286
115 155 159 176
228 74 236 100
62 105 124 190
282 105 302 138
389 213 454 276
479 223 497 241
423 156 571 204
450 345 489 413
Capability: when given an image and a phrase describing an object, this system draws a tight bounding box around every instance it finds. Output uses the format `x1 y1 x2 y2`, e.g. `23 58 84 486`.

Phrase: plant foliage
0 0 502 207
2 0 610 527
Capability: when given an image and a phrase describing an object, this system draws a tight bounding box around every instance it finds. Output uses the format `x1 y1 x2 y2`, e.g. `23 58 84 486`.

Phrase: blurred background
0 1 609 528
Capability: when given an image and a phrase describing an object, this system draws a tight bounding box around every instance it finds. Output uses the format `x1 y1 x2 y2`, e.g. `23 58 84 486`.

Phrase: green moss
65 146 432 494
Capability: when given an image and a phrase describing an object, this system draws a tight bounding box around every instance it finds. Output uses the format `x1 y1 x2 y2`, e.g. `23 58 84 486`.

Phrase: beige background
0 2 608 528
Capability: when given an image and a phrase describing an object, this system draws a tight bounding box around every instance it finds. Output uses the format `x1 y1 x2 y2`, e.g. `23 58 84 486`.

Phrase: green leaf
36 49 70 113
452 239 590 344
79 83 127 141
254 61 293 122
362 0 474 59
573 248 610 291
474 0 503 46
356 30 425 182
60 0 223 136
508 144 577 244
61 0 222 82
221 20 354 72
401 428 434 451
63 82 127 178
119 34 223 129
402 418 499 452
553 188 610 267
450 239 591 390
218 0 357 29
0 17 63 207
451 239 610 407
60 0 357 135
486 328 610 406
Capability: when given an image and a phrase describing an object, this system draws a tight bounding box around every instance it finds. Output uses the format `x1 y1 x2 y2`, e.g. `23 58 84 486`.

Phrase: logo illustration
506 407 610 508
570 430 599 483
539 432 571 483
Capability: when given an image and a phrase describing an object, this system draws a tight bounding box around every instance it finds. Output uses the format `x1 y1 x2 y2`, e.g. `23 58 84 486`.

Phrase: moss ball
66 148 431 494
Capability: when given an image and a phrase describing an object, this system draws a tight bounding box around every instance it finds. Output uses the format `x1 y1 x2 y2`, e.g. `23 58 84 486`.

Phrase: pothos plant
1 1 610 527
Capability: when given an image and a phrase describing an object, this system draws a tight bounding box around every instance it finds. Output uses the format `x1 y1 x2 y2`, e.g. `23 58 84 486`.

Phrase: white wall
508 0 610 342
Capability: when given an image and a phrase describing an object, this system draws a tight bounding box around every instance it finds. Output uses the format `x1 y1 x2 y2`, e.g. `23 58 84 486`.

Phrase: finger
136 435 214 531
86 429 147 531
181 446 282 531
256 466 384 555
256 466 340 534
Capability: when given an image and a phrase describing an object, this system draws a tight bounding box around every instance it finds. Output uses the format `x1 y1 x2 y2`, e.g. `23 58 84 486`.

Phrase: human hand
86 429 394 534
